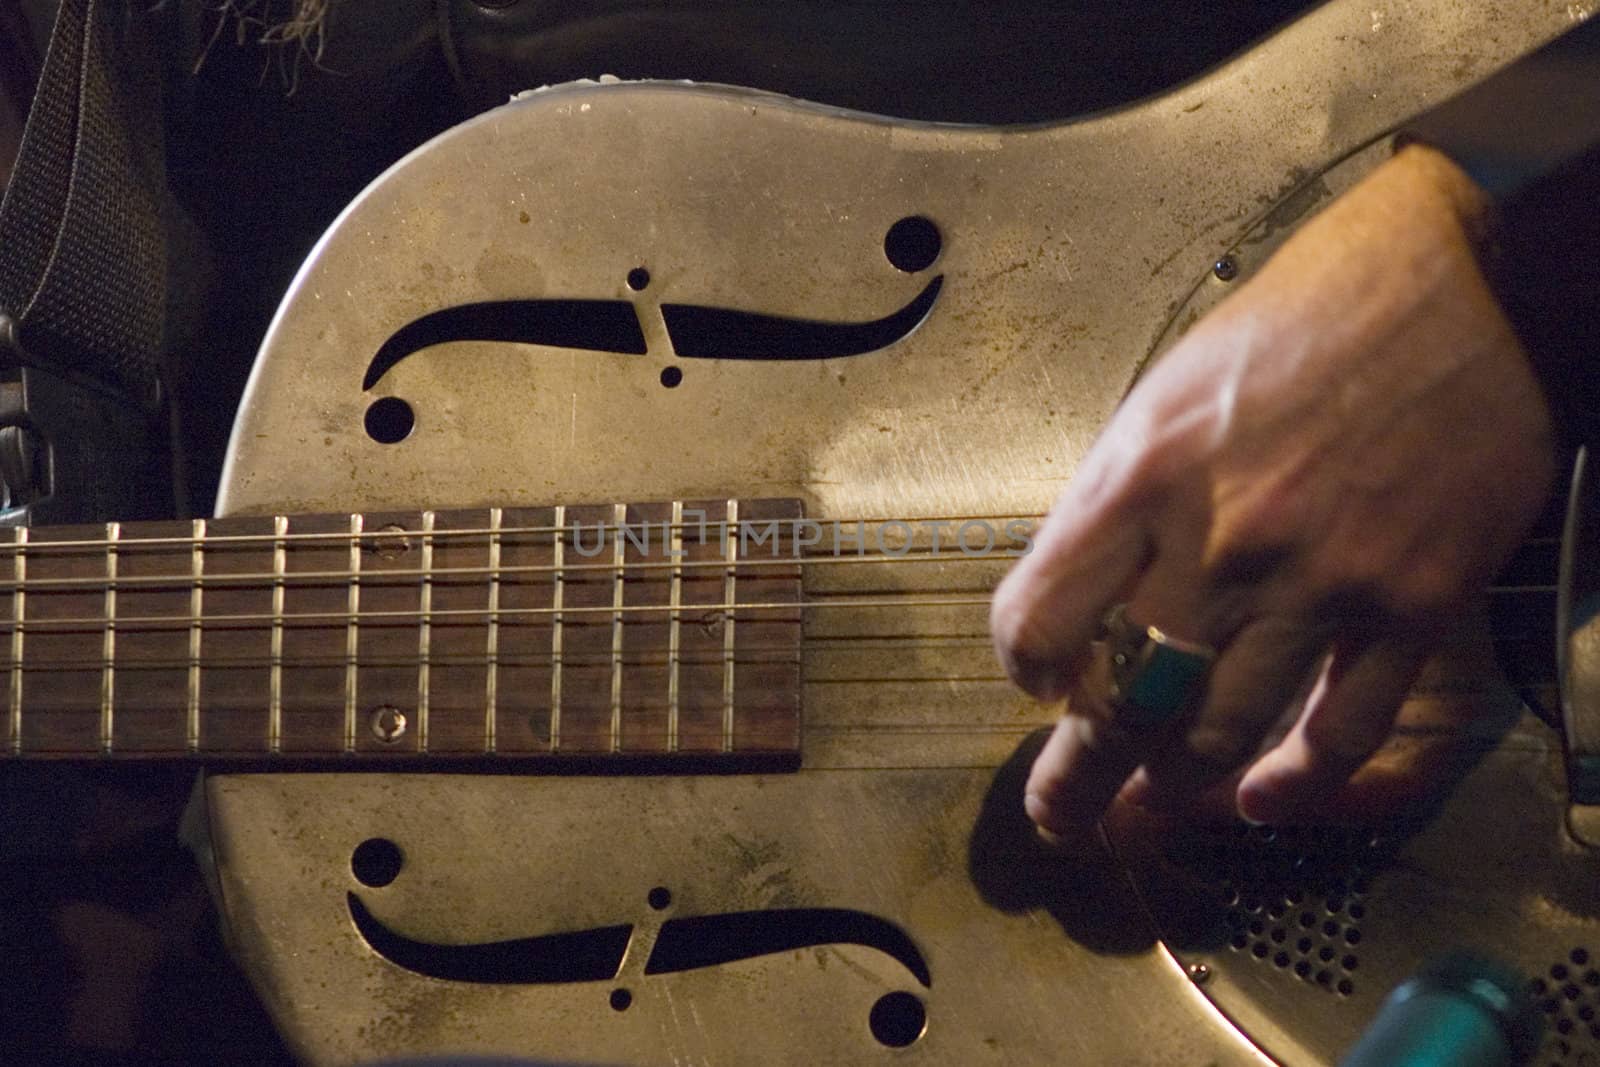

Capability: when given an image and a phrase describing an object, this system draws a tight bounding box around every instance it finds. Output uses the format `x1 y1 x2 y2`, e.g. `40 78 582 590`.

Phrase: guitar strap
0 0 166 414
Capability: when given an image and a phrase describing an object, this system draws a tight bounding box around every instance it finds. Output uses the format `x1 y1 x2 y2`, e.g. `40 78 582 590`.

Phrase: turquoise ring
1099 603 1217 728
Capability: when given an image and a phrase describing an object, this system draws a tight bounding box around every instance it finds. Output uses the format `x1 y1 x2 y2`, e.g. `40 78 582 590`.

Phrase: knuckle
1205 498 1301 588
1306 539 1469 630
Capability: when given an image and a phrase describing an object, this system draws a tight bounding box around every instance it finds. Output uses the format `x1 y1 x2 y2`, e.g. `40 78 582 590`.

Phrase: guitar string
0 639 993 673
0 546 1023 593
0 544 1556 593
0 523 1553 746
0 586 1555 633
0 635 1548 673
0 595 982 630
0 513 1046 554
0 519 1552 678
0 523 1551 619
0 571 1557 594
0 521 1552 556
3 624 1552 739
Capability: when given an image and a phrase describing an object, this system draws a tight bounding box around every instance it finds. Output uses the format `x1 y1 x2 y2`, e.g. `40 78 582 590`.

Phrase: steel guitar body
168 2 1593 1063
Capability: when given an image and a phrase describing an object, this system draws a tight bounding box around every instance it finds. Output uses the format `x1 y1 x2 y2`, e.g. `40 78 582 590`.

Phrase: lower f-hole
869 992 926 1047
642 908 931 987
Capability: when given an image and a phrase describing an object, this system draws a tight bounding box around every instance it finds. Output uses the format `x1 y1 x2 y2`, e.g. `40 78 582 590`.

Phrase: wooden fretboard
0 499 802 761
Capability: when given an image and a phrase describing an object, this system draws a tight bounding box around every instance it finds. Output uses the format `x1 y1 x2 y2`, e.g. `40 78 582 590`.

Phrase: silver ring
1098 603 1217 727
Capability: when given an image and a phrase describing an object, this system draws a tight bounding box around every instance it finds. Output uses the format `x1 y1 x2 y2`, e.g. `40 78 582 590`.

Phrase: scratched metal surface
199 1 1584 1063
204 758 1268 1066
218 2 1577 531
1112 710 1600 1067
1115 130 1600 1067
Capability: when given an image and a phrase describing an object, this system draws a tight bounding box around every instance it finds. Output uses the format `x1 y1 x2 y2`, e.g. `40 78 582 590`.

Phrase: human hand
990 145 1557 835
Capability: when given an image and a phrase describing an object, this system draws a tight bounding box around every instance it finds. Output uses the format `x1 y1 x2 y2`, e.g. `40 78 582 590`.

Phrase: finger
1116 687 1305 818
1236 638 1426 824
1116 766 1251 824
991 498 1149 701
1131 614 1328 807
1023 652 1148 840
1023 552 1242 835
1322 648 1519 823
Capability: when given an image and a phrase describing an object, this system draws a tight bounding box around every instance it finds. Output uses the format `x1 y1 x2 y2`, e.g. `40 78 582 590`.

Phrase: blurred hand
991 145 1556 835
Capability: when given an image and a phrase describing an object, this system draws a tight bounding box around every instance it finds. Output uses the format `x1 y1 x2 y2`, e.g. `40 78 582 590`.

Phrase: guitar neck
0 499 802 762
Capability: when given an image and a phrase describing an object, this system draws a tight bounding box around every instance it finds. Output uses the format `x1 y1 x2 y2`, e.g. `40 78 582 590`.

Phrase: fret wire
344 514 363 754
722 499 739 753
0 595 970 631
101 522 119 754
9 528 23 754
609 502 626 754
417 511 434 753
549 505 564 753
484 507 501 755
666 500 682 754
187 520 204 753
0 545 1020 594
0 726 1534 759
0 512 1042 554
269 516 287 754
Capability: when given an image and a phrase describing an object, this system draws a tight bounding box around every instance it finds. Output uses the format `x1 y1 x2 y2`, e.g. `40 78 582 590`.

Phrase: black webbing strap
0 0 166 413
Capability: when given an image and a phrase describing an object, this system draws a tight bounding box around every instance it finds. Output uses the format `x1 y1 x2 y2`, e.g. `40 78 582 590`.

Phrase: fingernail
1011 661 1068 703
1025 792 1106 854
1115 768 1155 808
1024 791 1068 838
1235 784 1278 827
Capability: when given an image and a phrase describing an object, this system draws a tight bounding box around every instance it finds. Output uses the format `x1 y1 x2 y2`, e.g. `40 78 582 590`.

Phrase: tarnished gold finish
194 1 1585 1063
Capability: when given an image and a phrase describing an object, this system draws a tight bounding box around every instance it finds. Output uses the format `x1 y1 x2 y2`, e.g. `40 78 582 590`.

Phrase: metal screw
1212 256 1239 282
1188 963 1212 985
369 705 407 743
